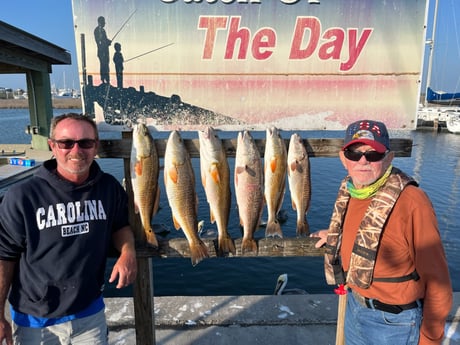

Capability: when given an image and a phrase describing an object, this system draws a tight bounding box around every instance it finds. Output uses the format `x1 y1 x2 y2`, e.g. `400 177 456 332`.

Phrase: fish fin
241 238 258 255
265 220 284 238
296 219 310 237
201 174 206 188
172 215 181 230
218 234 236 256
144 226 159 248
152 187 160 216
210 164 220 184
168 166 179 184
135 160 143 176
290 160 298 172
190 240 209 266
210 209 216 224
291 200 297 211
134 202 139 214
270 157 277 173
235 166 245 175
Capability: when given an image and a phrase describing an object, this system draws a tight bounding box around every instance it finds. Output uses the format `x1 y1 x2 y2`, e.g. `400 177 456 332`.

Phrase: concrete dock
103 293 460 345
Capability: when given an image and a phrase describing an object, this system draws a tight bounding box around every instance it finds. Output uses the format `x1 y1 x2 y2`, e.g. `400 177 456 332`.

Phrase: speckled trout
198 127 235 256
234 131 264 254
164 130 209 266
287 133 311 236
264 127 287 238
130 123 160 247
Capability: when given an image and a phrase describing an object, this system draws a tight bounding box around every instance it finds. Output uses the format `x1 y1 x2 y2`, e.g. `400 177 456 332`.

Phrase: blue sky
1 0 459 93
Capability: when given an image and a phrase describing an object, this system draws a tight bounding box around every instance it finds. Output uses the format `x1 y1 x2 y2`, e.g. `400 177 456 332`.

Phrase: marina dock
5 293 460 344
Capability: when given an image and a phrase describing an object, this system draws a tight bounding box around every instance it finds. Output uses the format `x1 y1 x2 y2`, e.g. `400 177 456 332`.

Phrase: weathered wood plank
135 237 325 258
98 137 413 159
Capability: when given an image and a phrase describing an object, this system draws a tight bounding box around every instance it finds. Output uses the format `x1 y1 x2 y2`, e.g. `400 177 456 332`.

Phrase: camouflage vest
324 167 416 289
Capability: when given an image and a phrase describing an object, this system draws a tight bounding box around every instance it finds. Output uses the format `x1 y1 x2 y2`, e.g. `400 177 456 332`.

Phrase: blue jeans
345 290 423 345
12 309 108 345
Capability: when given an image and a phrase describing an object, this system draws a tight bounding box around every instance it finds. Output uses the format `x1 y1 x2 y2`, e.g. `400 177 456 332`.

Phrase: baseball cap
342 120 390 153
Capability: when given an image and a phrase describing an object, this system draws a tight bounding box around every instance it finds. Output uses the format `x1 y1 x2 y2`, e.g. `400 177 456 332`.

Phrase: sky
0 0 459 93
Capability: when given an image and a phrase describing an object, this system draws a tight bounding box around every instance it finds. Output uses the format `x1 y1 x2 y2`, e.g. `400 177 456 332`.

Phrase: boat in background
446 112 460 134
426 87 460 106
416 0 460 132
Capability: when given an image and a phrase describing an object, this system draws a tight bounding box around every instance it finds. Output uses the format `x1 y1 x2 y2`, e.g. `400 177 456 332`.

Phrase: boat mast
425 0 439 106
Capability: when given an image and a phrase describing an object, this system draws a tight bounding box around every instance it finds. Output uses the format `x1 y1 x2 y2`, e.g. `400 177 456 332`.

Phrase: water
1 109 459 296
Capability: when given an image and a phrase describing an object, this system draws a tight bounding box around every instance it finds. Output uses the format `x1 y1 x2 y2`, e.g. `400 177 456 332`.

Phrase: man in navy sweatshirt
0 113 137 344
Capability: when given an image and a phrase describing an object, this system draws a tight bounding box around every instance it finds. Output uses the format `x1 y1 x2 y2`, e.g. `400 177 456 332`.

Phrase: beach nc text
36 200 107 235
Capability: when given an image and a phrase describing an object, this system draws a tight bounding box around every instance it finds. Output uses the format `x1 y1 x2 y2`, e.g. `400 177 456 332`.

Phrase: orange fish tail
190 241 210 266
241 238 258 255
218 234 236 256
296 219 310 237
265 220 283 238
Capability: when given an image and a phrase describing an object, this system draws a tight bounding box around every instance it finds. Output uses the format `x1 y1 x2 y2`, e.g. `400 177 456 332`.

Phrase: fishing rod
124 43 175 63
111 9 136 41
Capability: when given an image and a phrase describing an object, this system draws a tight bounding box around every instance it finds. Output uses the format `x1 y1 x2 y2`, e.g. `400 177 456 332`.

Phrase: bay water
1 109 459 296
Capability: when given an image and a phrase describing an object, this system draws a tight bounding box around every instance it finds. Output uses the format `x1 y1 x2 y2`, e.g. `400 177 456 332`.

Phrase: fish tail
218 234 236 256
265 219 283 238
296 219 310 237
241 238 258 255
145 226 159 248
190 241 210 266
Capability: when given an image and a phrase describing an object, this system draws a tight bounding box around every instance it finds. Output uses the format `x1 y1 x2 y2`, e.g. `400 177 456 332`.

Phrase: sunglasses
343 149 388 162
52 139 97 150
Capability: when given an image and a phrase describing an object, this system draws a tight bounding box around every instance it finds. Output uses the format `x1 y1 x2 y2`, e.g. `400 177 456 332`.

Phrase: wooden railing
98 132 413 345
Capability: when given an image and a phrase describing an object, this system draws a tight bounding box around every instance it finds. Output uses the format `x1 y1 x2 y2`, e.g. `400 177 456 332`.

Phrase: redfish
164 130 209 266
264 127 287 238
198 127 235 256
234 131 264 254
130 123 160 247
287 133 311 236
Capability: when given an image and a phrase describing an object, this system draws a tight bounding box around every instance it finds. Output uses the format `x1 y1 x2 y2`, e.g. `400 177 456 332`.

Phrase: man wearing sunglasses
312 120 452 345
0 113 137 344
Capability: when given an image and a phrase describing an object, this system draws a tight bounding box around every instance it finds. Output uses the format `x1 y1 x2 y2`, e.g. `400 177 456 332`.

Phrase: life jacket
324 167 418 289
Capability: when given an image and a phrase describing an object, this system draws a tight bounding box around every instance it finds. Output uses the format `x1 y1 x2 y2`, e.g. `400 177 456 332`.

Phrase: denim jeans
12 309 108 345
344 290 423 345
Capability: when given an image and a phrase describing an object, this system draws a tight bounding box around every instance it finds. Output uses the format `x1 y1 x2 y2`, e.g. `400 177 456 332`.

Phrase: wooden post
122 132 156 345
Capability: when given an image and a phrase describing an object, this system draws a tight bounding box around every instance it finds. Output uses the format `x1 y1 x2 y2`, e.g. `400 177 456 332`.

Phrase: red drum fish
287 133 311 236
234 131 264 254
130 123 160 247
198 127 235 256
264 127 287 238
164 130 209 266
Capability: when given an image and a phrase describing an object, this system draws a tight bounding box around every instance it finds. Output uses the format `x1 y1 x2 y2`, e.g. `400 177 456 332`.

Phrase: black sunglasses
52 139 97 150
343 149 388 162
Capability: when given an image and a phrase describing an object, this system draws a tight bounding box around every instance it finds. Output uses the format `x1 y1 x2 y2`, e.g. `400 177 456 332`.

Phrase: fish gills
198 127 235 256
287 133 311 236
164 130 209 266
264 127 287 238
130 123 160 247
234 131 264 254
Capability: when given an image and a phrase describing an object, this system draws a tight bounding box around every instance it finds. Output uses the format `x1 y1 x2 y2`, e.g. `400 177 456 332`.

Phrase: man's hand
310 229 328 248
0 317 13 345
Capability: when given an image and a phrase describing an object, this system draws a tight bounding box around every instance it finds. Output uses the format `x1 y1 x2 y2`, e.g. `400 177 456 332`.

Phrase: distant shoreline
0 98 82 109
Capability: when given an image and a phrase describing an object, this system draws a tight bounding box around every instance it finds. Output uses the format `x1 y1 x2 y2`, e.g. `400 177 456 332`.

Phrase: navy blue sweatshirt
0 159 129 318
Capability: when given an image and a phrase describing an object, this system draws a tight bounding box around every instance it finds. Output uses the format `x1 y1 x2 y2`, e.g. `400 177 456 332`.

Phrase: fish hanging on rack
198 127 235 256
264 126 287 238
287 133 311 236
130 123 160 247
234 130 264 254
164 130 209 266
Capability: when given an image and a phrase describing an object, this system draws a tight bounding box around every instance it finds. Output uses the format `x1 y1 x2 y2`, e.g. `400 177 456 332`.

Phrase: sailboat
417 0 460 133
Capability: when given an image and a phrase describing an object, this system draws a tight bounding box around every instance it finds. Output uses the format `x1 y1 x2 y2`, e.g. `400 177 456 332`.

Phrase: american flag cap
342 120 390 153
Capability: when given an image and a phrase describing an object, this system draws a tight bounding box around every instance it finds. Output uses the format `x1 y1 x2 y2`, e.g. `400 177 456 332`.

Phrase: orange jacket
342 185 452 344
